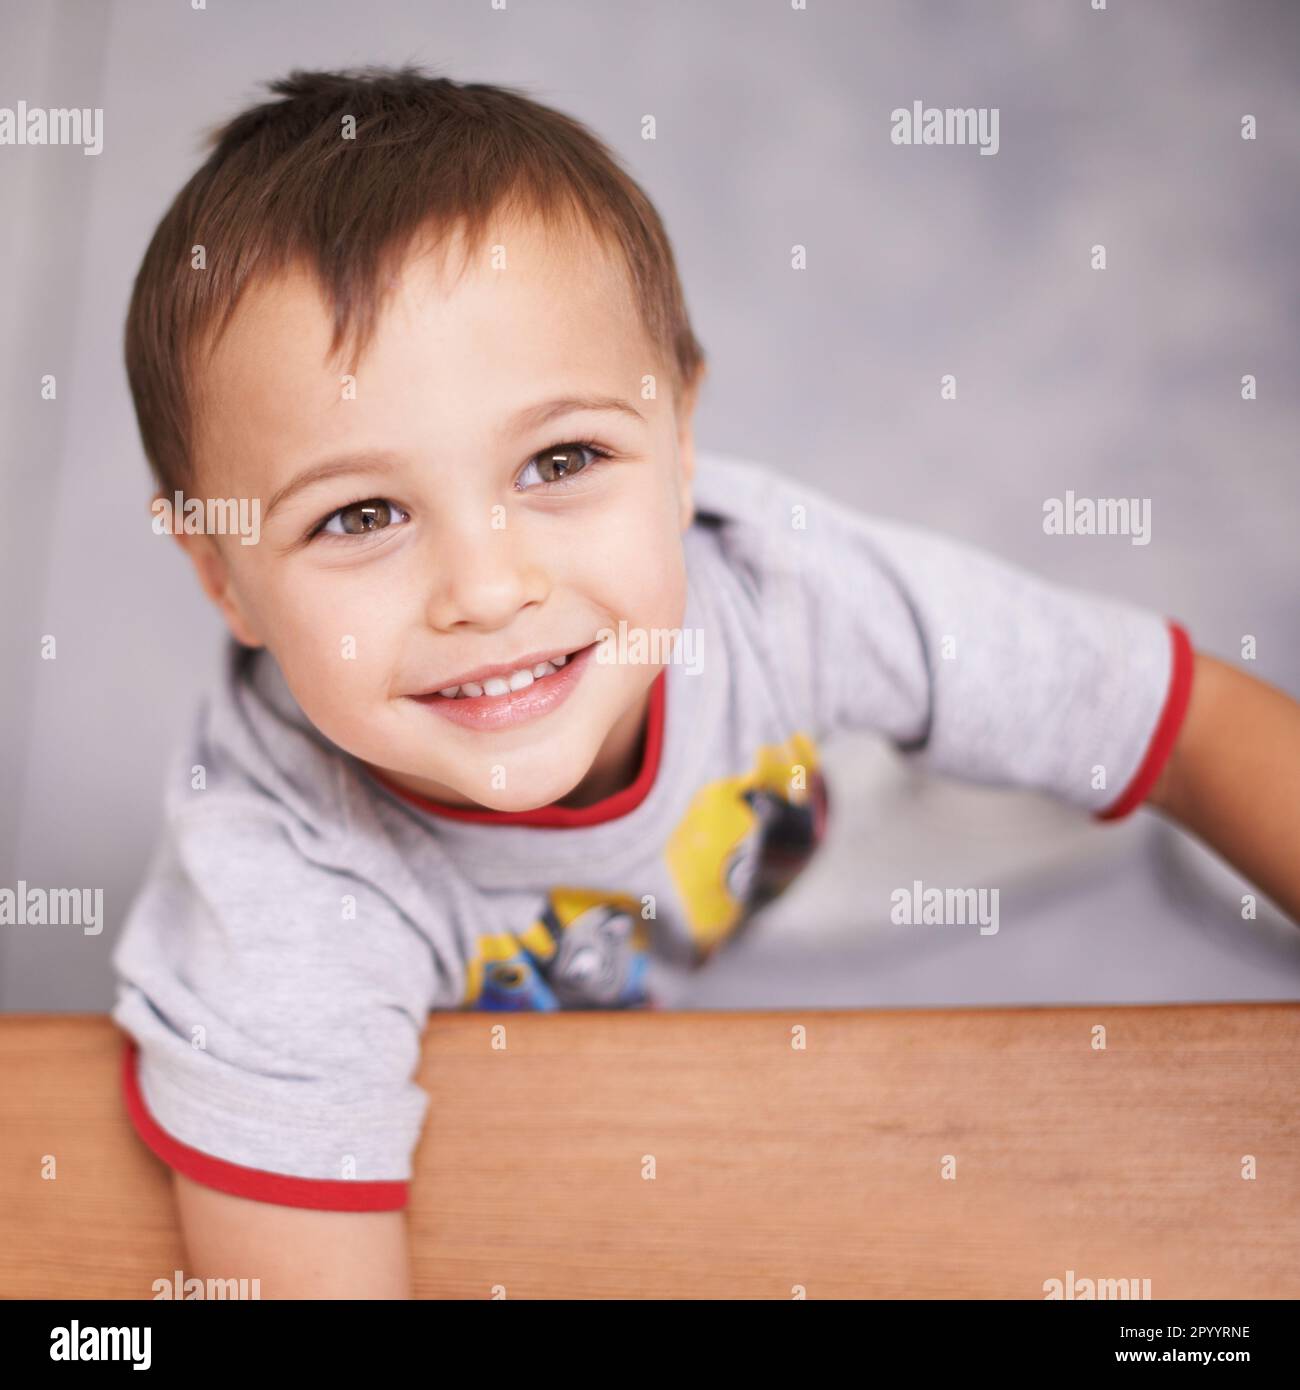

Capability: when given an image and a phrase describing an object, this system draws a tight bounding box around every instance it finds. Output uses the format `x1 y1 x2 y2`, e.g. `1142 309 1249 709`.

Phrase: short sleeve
111 808 437 1211
725 471 1194 820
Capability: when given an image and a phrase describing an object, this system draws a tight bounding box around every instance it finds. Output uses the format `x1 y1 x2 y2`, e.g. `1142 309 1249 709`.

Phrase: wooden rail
2 1005 1297 1299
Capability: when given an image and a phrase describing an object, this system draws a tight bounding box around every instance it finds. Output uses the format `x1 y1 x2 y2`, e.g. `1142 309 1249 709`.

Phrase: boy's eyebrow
504 393 645 435
265 455 400 520
266 396 645 519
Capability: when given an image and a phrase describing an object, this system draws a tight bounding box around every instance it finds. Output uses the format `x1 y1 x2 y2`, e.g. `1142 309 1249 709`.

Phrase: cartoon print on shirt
465 887 651 1011
665 732 828 959
464 734 827 1009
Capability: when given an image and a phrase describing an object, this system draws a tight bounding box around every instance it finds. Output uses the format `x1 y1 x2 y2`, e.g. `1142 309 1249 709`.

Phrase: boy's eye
317 499 409 538
307 442 608 541
517 441 608 490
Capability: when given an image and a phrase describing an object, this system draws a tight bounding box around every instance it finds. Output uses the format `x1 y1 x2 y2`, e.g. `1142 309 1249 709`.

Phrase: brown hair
124 65 707 493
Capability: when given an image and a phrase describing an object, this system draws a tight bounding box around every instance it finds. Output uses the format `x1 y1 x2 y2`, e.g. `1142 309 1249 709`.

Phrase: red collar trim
368 669 667 828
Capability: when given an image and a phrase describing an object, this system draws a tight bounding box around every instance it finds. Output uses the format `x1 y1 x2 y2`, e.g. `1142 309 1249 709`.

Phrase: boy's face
182 213 699 812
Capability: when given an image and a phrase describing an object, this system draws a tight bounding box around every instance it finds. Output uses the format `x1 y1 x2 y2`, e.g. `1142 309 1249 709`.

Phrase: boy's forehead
207 214 638 383
195 213 655 489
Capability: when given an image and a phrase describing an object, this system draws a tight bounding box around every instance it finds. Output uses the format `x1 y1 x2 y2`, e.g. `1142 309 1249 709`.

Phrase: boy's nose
419 516 547 632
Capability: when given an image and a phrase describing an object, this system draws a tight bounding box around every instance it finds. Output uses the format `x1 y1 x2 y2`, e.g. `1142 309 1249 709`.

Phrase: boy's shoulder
158 637 380 867
692 447 849 531
687 446 868 604
688 446 932 589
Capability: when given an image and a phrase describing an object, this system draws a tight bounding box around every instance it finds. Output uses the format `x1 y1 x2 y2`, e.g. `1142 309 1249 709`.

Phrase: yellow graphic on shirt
665 732 827 956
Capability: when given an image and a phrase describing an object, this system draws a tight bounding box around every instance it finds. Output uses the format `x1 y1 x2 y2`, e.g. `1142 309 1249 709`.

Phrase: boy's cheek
259 597 410 713
272 657 404 764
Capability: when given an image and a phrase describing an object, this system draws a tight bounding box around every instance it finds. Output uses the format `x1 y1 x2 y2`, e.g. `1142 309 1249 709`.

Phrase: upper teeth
437 652 568 699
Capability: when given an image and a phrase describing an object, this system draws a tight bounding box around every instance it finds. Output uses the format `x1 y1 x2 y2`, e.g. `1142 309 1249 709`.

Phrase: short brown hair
124 65 707 493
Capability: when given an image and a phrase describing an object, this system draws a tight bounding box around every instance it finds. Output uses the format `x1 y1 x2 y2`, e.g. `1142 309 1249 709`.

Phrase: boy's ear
153 494 263 648
675 366 706 532
179 532 264 648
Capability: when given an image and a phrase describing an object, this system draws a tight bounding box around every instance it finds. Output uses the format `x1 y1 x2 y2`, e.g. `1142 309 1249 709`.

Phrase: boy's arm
173 1173 412 1299
1148 651 1300 924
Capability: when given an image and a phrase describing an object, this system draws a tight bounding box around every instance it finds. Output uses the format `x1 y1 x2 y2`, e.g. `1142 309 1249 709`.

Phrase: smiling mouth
417 641 596 701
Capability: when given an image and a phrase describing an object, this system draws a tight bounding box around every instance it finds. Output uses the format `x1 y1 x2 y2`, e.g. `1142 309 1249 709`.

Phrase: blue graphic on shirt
471 891 651 1011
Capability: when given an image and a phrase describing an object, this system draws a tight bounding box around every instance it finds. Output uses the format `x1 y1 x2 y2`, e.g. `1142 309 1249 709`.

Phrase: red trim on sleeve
119 1039 409 1212
1096 619 1195 822
368 668 666 828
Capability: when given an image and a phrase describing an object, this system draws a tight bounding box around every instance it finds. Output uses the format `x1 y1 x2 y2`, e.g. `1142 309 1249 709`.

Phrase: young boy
112 66 1300 1298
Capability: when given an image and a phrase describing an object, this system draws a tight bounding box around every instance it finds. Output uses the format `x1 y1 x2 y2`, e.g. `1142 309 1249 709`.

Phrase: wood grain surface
2 1005 1297 1299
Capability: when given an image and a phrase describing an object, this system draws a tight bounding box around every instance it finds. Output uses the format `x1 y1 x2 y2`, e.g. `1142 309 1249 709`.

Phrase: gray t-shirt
111 448 1192 1209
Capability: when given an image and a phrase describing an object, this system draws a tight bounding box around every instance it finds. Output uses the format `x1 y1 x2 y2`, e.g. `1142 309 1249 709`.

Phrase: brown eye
519 442 605 489
319 499 407 537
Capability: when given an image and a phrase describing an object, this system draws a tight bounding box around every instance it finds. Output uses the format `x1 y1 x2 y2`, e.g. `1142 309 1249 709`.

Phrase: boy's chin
371 759 597 815
465 766 600 814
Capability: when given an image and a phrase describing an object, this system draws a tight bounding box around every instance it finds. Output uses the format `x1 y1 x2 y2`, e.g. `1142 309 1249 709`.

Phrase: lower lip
409 642 597 731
